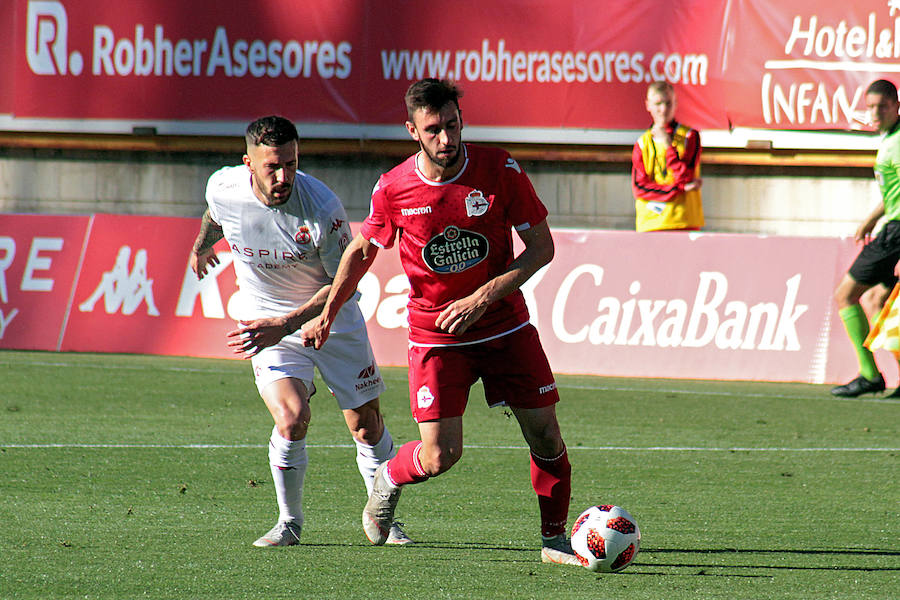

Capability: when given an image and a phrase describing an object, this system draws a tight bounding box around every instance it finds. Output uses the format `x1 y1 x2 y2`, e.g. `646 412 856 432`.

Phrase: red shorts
407 324 560 422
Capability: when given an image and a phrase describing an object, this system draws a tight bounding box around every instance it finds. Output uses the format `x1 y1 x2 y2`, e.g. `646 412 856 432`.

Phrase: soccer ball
570 505 641 572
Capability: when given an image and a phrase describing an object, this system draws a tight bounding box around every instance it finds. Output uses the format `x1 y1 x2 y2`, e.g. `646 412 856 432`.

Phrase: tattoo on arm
193 210 224 253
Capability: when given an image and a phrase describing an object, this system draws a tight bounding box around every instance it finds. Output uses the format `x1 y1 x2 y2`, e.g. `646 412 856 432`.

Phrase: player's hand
435 295 488 336
300 314 331 350
854 222 875 245
191 248 220 280
226 318 289 358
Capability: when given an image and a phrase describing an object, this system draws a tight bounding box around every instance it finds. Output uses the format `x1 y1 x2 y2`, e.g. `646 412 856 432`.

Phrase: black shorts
849 220 900 287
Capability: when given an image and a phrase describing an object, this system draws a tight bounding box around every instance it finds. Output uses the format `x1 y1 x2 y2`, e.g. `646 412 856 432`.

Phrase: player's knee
346 403 384 445
350 424 383 446
277 408 311 441
524 423 565 458
419 444 462 476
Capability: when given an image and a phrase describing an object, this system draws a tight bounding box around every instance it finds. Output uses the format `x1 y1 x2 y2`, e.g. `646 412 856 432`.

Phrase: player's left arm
435 219 554 336
225 286 332 358
667 128 702 191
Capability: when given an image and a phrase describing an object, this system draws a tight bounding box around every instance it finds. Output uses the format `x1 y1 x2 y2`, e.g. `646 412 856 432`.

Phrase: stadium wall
2 212 889 387
0 143 880 238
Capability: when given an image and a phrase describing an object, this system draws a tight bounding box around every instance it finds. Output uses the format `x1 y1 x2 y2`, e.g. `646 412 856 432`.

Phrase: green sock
839 304 880 380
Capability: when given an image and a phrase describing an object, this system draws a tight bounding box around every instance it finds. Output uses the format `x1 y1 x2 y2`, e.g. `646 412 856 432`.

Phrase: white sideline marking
2 443 897 452
5 359 900 404
556 384 900 405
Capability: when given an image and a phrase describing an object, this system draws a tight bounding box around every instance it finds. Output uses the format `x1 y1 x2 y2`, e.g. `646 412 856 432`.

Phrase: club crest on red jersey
465 190 490 217
422 225 488 273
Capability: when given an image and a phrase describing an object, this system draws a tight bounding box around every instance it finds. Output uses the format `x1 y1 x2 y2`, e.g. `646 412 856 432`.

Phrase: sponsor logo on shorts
538 382 557 394
417 385 435 409
355 362 381 392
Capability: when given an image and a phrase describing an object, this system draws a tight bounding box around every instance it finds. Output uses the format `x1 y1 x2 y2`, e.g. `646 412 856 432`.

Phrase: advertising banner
0 213 877 385
5 0 900 140
0 214 90 351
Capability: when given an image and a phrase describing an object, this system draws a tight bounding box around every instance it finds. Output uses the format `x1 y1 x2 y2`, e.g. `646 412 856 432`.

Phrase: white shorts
250 326 386 411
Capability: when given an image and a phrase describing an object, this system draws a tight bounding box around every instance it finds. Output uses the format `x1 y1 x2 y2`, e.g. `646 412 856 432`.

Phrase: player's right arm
190 209 224 280
302 233 379 349
856 203 885 244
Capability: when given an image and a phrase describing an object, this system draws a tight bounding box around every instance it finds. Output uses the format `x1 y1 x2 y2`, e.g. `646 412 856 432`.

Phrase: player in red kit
303 78 578 566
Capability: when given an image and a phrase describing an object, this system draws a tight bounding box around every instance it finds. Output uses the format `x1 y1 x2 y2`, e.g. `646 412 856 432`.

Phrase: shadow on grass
300 542 900 573
637 547 900 573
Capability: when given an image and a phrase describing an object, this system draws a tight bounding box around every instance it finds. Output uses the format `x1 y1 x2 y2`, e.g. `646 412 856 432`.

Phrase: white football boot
252 520 302 547
540 534 582 566
362 463 402 545
385 521 413 545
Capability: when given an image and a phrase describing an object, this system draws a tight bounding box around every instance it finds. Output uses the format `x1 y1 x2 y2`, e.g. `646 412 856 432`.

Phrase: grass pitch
1 350 897 599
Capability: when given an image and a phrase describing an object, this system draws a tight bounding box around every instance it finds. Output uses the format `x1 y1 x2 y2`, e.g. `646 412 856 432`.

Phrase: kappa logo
78 246 160 316
357 362 377 379
464 190 489 217
330 218 344 233
416 385 435 410
26 1 84 76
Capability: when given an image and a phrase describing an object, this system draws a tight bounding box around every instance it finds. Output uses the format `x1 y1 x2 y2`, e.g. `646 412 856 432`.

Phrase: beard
258 181 292 206
421 143 461 169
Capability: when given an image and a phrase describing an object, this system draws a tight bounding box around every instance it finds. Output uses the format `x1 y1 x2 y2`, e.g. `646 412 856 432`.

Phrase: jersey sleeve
360 176 398 248
204 168 226 223
502 154 548 230
667 128 701 186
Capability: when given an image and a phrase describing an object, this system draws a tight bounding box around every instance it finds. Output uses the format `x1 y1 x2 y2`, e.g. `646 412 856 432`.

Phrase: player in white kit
189 115 409 547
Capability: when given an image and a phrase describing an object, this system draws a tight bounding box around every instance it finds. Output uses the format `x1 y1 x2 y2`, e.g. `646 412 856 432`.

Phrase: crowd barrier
1 213 881 385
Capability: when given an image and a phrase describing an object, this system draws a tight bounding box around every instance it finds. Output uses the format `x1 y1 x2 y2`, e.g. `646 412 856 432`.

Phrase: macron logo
401 206 432 216
504 157 521 173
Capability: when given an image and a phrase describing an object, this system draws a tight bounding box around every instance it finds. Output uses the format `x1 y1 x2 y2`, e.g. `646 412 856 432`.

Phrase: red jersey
361 143 549 346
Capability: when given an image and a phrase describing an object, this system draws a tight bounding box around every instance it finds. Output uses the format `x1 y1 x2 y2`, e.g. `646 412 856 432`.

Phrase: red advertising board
5 0 900 139
0 213 878 386
0 214 90 351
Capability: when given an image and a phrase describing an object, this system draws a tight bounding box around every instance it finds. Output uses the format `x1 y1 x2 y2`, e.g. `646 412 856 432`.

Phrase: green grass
0 350 897 600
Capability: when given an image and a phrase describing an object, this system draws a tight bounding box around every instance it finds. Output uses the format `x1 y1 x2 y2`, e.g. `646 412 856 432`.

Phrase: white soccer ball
570 504 641 572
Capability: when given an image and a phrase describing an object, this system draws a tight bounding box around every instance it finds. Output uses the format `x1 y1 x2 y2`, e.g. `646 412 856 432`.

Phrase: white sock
268 426 308 525
355 426 395 496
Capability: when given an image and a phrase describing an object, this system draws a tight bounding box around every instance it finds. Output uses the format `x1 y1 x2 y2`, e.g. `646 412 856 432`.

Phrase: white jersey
206 164 362 332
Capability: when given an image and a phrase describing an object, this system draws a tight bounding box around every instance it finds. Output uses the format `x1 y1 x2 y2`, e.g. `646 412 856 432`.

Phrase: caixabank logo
23 0 353 79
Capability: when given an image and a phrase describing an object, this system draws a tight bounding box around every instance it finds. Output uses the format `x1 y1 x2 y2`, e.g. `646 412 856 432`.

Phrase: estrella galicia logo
422 226 488 273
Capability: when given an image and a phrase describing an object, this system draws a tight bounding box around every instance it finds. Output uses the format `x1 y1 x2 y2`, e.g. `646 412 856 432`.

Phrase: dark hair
404 78 462 120
866 79 898 101
245 115 299 147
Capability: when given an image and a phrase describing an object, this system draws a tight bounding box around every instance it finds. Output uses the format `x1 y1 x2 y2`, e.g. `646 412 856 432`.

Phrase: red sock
531 446 571 538
385 441 429 486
